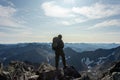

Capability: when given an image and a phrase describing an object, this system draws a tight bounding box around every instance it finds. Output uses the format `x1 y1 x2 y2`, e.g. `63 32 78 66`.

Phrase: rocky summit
0 60 120 80
0 61 82 80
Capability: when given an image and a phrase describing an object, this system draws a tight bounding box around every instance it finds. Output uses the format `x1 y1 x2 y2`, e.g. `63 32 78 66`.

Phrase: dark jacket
52 37 64 50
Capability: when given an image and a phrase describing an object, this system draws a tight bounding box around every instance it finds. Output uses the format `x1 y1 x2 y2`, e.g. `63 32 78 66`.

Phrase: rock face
0 61 82 80
101 72 120 80
101 61 120 80
1 60 120 80
37 63 82 80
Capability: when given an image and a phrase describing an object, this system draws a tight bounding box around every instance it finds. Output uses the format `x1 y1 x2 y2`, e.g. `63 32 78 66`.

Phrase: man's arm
60 40 64 48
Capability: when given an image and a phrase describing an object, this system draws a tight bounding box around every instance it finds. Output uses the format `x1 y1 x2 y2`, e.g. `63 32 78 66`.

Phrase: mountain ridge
0 43 120 71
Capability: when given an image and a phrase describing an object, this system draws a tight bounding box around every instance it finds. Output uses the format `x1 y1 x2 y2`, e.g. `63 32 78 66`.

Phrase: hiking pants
55 49 66 69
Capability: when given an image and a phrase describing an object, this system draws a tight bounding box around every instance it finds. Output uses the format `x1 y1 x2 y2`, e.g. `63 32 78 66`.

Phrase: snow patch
3 57 7 61
97 51 115 65
47 57 50 63
66 56 71 60
98 57 107 60
85 58 94 65
111 51 115 55
81 57 94 66
97 59 103 65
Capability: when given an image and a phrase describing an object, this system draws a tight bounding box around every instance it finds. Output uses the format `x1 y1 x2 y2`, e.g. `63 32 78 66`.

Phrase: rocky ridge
0 60 120 80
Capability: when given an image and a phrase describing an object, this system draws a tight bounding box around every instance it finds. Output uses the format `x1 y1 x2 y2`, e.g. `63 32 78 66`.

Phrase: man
52 34 66 69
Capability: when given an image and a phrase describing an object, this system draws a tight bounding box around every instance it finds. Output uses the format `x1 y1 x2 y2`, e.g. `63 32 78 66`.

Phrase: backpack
52 37 59 50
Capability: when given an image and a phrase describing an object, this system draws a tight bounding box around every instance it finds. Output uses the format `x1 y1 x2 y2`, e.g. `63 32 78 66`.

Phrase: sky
0 0 120 43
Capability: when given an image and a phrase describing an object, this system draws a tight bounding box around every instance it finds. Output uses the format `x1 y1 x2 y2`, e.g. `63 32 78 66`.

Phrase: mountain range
0 43 120 71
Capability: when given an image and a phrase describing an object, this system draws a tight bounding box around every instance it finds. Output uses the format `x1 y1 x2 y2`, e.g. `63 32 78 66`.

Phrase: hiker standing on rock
52 34 66 69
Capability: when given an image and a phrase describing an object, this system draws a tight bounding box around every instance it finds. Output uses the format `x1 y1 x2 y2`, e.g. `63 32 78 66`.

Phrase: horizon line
0 41 120 44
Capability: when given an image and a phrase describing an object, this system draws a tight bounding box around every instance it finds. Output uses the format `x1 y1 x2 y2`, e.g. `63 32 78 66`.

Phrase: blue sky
0 0 120 43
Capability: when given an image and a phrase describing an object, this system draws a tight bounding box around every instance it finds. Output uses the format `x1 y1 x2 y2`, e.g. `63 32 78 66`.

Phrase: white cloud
0 5 27 28
2 0 15 7
61 21 71 25
42 2 120 19
4 0 15 7
61 18 88 25
0 17 22 28
41 1 75 18
0 5 16 18
88 19 120 29
72 3 120 19
41 1 120 26
0 4 33 41
7 1 15 7
74 18 87 23
63 0 76 5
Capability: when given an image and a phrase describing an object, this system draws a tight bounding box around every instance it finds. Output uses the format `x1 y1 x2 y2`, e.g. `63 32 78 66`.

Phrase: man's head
58 34 62 39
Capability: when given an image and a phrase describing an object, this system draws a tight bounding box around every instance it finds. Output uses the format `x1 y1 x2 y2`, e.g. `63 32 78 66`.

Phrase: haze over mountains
0 43 120 71
65 43 120 52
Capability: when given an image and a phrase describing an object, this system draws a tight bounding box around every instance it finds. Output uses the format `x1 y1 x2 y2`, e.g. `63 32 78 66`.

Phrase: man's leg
60 50 66 68
55 52 59 69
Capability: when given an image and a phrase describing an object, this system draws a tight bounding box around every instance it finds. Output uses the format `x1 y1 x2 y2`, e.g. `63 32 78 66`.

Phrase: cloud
61 18 88 25
41 1 89 25
0 5 27 29
2 0 15 7
88 19 120 29
42 2 120 19
0 5 17 27
0 4 33 40
0 18 23 28
63 0 76 5
0 5 16 18
41 1 75 18
61 21 71 25
72 3 120 19
41 1 120 26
